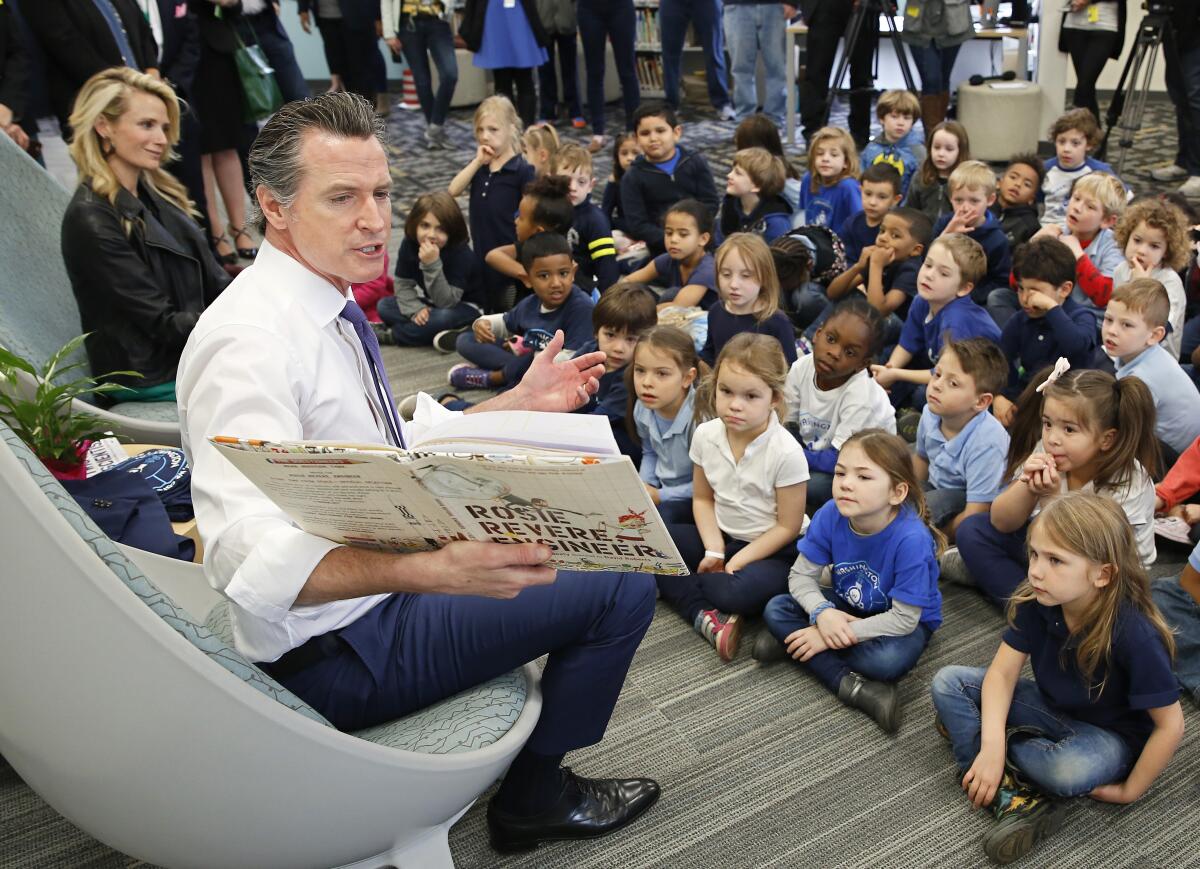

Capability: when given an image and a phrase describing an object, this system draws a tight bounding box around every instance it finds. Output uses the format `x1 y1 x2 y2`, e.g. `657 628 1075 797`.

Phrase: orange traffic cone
399 65 420 111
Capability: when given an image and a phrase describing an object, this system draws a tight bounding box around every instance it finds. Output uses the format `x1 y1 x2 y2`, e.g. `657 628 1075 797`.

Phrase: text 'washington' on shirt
784 354 896 452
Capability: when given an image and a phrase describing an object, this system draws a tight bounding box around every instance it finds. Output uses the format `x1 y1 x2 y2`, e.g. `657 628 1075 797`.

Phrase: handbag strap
215 5 259 49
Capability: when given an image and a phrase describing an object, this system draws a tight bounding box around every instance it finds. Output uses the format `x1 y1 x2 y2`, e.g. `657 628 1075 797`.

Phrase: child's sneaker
837 671 901 733
433 327 467 353
938 546 972 587
896 408 921 443
371 320 396 346
694 609 741 661
981 771 1065 864
933 714 950 741
397 393 419 421
751 630 787 663
448 363 492 390
572 116 587 129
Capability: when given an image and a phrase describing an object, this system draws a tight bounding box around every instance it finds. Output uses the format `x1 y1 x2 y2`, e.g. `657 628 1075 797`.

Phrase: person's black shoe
486 767 661 853
751 630 787 663
837 671 902 733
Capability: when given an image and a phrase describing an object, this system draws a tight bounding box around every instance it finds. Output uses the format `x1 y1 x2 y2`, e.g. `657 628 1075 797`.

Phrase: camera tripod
1099 10 1168 174
823 0 918 129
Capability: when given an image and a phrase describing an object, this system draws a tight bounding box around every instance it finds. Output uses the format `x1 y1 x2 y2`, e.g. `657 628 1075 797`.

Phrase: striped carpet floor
3 96 1198 869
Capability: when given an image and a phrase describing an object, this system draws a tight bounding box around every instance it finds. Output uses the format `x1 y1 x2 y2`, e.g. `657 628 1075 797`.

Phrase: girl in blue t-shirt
931 492 1183 865
625 199 718 312
759 428 945 732
797 126 862 230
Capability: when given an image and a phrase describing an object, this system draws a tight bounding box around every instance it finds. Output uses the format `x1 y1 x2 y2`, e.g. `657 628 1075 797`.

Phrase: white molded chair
0 417 541 868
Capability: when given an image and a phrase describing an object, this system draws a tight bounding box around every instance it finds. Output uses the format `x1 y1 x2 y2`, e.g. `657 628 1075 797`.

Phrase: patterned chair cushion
106 400 181 423
206 601 528 754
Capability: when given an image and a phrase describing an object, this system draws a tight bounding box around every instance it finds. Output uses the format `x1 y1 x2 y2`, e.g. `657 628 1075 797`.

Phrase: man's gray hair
247 92 387 234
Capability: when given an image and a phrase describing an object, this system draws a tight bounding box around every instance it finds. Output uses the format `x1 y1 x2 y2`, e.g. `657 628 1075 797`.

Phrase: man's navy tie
340 299 405 448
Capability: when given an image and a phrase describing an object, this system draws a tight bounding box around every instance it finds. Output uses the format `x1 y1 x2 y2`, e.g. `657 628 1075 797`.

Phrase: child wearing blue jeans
1151 538 1200 705
758 429 944 733
932 493 1182 865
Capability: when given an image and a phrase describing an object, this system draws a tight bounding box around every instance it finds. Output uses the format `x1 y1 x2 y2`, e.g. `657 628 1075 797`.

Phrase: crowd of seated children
658 333 809 662
732 114 805 222
1103 280 1200 463
450 231 594 390
702 233 798 366
629 326 708 524
1111 197 1189 359
718 147 792 244
449 96 535 312
991 152 1044 252
620 103 720 257
1041 107 1116 227
799 126 862 230
375 192 482 351
556 143 620 295
933 161 1012 306
914 337 1010 541
839 163 904 265
784 297 894 510
904 121 968 225
946 364 1159 606
759 429 944 734
859 89 924 196
626 199 718 312
603 132 640 248
994 236 1097 423
871 234 1000 410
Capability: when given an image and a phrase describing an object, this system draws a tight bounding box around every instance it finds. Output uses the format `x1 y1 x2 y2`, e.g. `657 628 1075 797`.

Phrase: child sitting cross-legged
933 160 1012 306
718 146 793 244
784 296 895 511
932 492 1184 865
993 236 1097 425
991 152 1044 253
838 162 904 266
556 143 620 295
657 333 809 662
798 126 862 230
701 232 798 366
450 232 594 390
1041 107 1117 227
827 206 932 331
1111 197 1190 360
915 337 1011 541
757 429 945 734
904 121 969 225
860 89 925 196
625 199 718 311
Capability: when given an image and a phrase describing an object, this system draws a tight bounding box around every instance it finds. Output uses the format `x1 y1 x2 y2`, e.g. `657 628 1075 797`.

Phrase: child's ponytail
1108 375 1161 481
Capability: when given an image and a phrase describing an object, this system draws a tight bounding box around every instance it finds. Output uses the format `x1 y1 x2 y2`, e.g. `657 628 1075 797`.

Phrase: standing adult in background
380 0 459 148
723 0 792 127
659 0 734 120
1058 0 1124 129
299 0 387 109
461 0 548 127
0 0 31 153
901 0 975 134
242 0 311 103
23 0 159 132
576 0 639 153
797 0 877 148
535 0 583 127
1151 0 1200 194
298 0 348 94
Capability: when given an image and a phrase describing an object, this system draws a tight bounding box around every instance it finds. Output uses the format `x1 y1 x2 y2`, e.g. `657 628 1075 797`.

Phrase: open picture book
212 410 689 575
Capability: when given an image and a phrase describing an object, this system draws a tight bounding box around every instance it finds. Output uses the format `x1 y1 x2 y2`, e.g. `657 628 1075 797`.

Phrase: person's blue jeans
955 512 1028 607
762 590 934 692
577 0 640 135
987 286 1020 328
538 33 583 120
377 296 477 346
1151 576 1200 704
1164 31 1200 175
924 485 967 529
723 3 787 124
656 523 798 621
455 329 537 385
656 497 694 524
401 16 459 126
907 42 963 96
269 571 656 753
246 8 310 102
930 666 1134 797
660 0 731 111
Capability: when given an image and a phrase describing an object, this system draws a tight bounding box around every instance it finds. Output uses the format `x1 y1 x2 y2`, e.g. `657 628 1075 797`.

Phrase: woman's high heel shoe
228 223 259 260
210 232 237 266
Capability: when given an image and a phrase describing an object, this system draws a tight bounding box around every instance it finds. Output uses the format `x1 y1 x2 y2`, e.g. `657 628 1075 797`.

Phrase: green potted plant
0 335 138 479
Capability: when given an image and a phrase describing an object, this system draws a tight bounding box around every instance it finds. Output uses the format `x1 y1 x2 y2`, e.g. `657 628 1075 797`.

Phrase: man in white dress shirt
177 93 659 853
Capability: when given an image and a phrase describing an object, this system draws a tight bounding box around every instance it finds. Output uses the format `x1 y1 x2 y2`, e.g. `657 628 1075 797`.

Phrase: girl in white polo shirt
657 333 809 661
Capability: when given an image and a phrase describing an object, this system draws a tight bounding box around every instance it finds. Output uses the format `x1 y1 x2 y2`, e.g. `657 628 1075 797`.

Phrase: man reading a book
176 94 661 853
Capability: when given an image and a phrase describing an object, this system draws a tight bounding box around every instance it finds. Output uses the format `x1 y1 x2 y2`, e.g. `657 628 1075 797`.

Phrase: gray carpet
3 94 1199 868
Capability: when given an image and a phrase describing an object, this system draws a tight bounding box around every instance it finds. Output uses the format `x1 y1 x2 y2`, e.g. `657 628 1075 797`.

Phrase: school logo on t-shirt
796 412 831 450
832 560 888 614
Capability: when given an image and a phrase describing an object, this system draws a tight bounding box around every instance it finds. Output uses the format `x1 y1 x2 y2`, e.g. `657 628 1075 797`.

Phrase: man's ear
257 185 288 231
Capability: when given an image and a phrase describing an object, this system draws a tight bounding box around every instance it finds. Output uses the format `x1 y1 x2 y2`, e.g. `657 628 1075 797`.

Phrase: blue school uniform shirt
999 297 1096 394
634 387 697 502
916 407 1010 502
571 338 630 422
503 285 595 350
701 303 798 367
860 138 920 194
898 294 1001 365
837 210 881 265
1115 343 1200 454
799 501 943 629
470 154 536 303
652 252 719 309
798 174 862 230
931 211 1012 298
570 201 619 294
883 257 921 323
1004 600 1179 753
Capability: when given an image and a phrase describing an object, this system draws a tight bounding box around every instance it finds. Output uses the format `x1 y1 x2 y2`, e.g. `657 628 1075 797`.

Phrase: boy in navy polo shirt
993 237 1097 425
620 102 721 257
933 161 1012 306
914 338 1010 540
556 143 620 295
871 234 1001 410
838 163 903 265
451 233 595 389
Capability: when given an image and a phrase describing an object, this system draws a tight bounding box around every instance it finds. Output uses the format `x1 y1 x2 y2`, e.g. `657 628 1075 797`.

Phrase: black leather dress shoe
486 767 661 853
